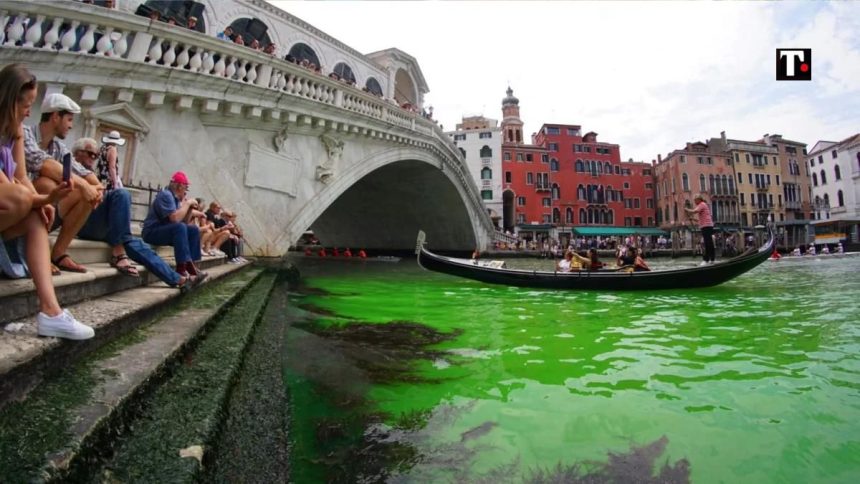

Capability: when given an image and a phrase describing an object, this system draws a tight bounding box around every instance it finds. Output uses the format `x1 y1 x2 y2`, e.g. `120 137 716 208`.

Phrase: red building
499 88 657 242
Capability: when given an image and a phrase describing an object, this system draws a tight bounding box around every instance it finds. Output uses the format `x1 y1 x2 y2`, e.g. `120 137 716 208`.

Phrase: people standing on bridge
685 194 715 266
0 64 93 339
142 171 208 286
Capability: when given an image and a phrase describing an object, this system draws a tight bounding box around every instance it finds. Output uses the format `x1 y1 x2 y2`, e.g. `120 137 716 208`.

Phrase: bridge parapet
0 0 494 252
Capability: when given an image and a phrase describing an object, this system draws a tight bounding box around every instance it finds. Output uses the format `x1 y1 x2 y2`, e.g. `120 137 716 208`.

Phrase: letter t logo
776 48 812 81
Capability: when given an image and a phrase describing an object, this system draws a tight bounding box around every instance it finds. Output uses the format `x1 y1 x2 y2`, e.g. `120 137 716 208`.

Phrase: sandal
51 263 61 276
110 254 140 277
52 254 87 273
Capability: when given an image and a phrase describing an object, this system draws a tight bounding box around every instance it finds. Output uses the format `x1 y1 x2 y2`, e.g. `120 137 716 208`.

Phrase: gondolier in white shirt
685 194 715 266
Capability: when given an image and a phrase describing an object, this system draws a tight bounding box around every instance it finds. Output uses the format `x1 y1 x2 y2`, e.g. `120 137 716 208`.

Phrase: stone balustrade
0 0 494 241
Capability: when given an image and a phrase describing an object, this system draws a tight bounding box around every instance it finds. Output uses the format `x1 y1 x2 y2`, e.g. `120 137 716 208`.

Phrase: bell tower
500 86 523 145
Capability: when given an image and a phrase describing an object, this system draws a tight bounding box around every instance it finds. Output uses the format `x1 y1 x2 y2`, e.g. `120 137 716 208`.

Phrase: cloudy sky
275 1 859 161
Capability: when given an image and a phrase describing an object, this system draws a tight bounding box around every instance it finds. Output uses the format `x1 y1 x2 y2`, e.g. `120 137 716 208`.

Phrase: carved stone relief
316 132 344 184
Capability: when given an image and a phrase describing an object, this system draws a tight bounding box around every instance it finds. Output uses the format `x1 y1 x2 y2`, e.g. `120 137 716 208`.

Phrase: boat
415 229 775 290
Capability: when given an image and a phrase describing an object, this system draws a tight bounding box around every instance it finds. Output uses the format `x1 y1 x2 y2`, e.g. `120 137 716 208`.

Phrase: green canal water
284 255 860 483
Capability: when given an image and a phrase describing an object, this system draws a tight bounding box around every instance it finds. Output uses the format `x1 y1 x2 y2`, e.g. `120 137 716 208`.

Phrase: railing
0 0 494 236
785 200 801 210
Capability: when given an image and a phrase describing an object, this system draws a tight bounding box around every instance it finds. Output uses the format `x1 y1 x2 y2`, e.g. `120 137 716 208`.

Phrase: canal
279 254 860 483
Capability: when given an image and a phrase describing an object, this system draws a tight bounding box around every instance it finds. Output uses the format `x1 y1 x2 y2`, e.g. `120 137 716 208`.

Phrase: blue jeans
142 222 201 267
78 189 181 286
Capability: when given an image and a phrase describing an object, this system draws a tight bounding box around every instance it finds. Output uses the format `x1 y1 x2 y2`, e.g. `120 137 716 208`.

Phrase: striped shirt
693 201 713 228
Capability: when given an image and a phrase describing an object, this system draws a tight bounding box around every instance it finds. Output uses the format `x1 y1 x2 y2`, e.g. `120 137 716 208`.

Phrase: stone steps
0 266 268 482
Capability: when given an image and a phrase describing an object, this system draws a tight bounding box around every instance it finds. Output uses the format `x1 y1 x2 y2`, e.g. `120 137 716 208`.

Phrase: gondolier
685 194 715 266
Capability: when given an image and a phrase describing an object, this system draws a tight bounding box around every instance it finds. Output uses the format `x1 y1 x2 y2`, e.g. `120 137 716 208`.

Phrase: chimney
657 154 662 163
721 131 727 144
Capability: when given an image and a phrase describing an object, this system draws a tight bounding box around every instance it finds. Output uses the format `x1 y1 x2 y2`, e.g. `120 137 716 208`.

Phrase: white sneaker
37 309 95 340
699 261 709 267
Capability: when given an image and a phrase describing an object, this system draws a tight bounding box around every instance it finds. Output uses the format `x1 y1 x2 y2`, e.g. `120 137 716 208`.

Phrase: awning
572 227 668 237
815 236 845 244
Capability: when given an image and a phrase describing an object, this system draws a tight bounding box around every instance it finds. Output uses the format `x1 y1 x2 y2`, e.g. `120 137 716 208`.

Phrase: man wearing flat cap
23 93 103 273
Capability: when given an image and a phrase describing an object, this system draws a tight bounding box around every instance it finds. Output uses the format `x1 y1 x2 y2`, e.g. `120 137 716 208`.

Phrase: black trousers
701 226 715 262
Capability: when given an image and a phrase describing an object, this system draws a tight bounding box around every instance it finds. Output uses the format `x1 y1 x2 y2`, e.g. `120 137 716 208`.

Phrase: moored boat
416 229 775 290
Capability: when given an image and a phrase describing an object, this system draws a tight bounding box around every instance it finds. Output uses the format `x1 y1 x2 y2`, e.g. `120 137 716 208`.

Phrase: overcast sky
274 1 859 161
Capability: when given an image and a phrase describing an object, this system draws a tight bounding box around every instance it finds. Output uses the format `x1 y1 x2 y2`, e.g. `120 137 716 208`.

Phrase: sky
274 1 860 162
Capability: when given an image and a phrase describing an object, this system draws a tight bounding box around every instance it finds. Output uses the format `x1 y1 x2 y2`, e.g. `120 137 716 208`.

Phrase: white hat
101 130 126 146
41 93 81 114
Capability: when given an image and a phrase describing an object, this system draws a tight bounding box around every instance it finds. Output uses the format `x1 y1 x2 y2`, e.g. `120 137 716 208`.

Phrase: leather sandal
110 254 140 277
52 254 87 273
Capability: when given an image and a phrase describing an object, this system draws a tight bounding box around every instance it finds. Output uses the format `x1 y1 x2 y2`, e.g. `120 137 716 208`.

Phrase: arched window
722 175 729 195
709 174 715 193
664 206 670 223
481 167 492 180
607 210 614 225
728 177 735 195
229 17 272 47
820 169 827 185
553 208 560 224
812 172 818 186
287 43 320 66
606 185 614 202
577 185 586 200
566 208 574 223
597 162 603 174
458 148 466 158
838 190 844 207
605 162 612 173
834 165 841 180
575 160 584 172
824 193 830 208
552 183 560 200
590 160 598 176
579 208 587 224
699 174 706 192
480 145 493 158
682 173 689 191
365 77 383 96
332 62 356 83
673 203 678 222
550 159 559 171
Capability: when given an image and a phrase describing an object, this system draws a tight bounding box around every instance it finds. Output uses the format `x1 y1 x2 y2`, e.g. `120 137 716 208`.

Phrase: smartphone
62 152 72 182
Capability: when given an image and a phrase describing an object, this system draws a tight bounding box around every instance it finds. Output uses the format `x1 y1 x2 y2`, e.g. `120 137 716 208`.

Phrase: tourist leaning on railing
0 64 93 340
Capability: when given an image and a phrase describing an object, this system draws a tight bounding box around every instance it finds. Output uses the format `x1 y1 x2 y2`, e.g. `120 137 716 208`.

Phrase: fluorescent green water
287 256 860 483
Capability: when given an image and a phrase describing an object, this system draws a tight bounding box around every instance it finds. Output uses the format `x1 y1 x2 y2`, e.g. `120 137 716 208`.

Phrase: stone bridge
0 0 495 255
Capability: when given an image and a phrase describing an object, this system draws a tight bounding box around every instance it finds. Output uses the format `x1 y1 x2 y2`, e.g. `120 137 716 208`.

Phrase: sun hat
101 130 126 146
170 171 190 186
41 93 81 114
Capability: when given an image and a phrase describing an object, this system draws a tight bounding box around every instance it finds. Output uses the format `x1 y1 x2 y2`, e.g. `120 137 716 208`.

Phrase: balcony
784 200 801 210
755 185 770 192
535 183 551 192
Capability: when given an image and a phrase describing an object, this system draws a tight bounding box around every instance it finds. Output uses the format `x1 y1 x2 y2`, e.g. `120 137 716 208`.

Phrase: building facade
447 116 503 227
654 140 737 246
807 134 860 245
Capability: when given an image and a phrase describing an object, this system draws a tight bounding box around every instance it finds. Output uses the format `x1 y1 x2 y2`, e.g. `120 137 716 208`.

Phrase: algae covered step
87 271 279 482
0 267 265 483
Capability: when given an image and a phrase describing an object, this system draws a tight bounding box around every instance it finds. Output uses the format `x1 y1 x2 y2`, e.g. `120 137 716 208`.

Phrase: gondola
415 228 775 290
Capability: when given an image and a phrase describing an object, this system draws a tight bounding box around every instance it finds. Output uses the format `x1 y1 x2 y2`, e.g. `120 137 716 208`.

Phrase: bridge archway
393 68 417 106
283 148 484 252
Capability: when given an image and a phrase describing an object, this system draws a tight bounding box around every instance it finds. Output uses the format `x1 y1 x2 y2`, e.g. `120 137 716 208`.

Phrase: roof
572 227 668 237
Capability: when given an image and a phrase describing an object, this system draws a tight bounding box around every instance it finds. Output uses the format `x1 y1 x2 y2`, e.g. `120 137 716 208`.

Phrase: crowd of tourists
0 64 245 341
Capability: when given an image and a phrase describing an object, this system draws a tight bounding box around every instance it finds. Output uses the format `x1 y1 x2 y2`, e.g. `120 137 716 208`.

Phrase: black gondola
416 229 775 291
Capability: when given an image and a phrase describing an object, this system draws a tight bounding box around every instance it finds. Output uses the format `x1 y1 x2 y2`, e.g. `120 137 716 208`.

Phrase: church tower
501 86 523 145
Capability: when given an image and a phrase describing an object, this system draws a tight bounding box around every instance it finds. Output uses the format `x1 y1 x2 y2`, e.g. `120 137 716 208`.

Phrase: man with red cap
142 171 208 285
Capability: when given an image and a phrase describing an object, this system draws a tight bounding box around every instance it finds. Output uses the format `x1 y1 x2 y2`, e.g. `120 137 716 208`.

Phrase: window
584 146 591 153
810 158 815 167
745 153 750 163
605 162 612 173
551 183 559 200
614 166 620 174
566 208 574 223
480 146 492 158
579 209 587 224
832 150 838 159
577 185 586 200
752 154 764 166
542 198 551 207
575 144 583 152
734 153 739 163
479 132 492 139
812 172 817 186
835 165 841 180
365 77 383 96
516 153 524 161
820 169 827 185
545 127 560 135
481 167 492 180
623 182 630 189
575 160 584 172
505 171 512 183
700 174 707 191
526 154 533 162
697 156 704 164
527 172 534 185
567 128 580 136
647 199 654 208
643 169 651 176
680 155 686 163
818 155 823 163
548 143 559 151
634 198 640 208
748 173 753 184
517 214 525 224
707 157 713 165
552 209 560 223
682 173 690 191
332 62 356 84
517 196 526 206
481 190 492 200
838 190 844 207
541 154 549 163
645 182 653 189
504 152 511 161
454 134 466 141
737 172 743 184
550 159 559 171
775 175 780 185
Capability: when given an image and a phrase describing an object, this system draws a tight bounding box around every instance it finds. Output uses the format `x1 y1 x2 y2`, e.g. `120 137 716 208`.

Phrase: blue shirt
142 188 180 232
